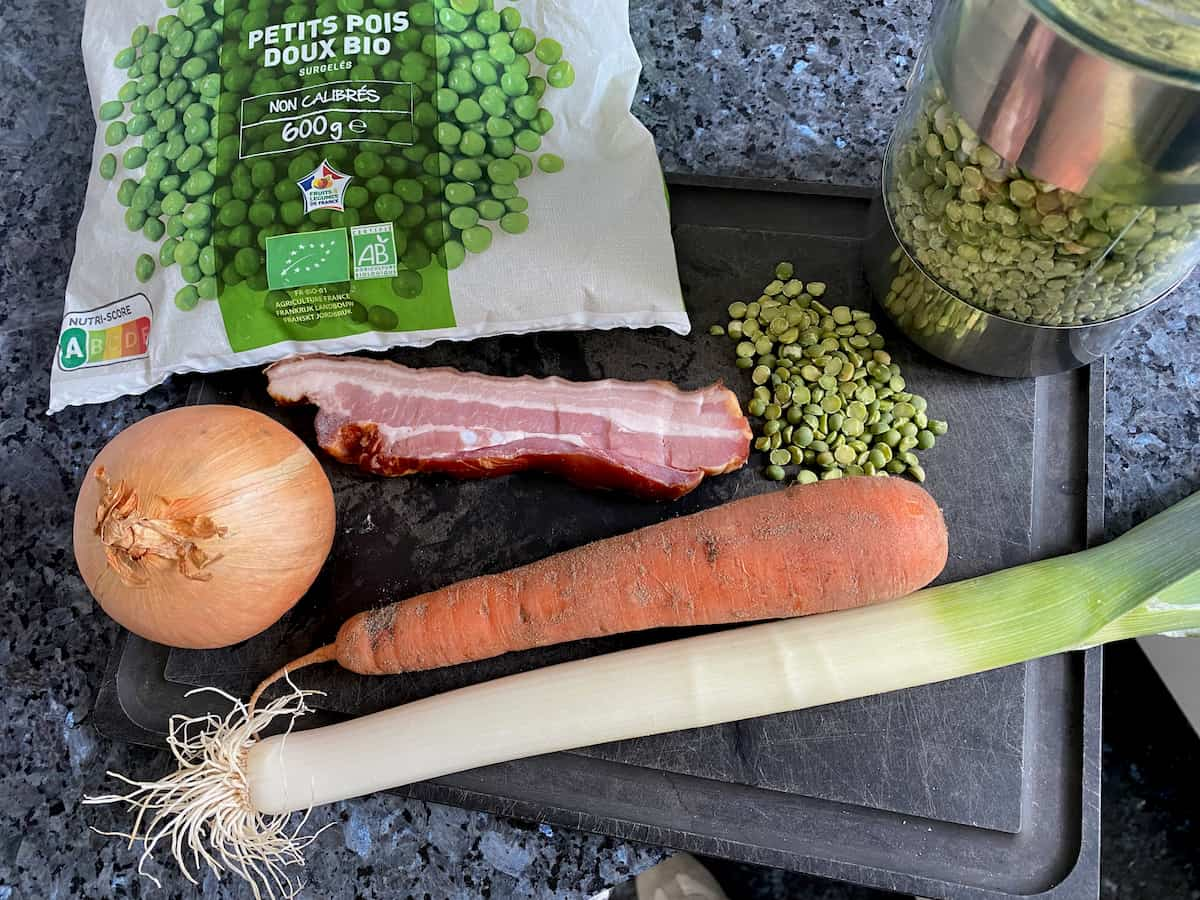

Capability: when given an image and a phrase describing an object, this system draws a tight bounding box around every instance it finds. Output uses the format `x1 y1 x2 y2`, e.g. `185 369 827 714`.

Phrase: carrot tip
248 644 338 714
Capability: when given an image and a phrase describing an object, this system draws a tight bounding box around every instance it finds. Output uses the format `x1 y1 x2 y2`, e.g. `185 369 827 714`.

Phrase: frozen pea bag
51 0 686 412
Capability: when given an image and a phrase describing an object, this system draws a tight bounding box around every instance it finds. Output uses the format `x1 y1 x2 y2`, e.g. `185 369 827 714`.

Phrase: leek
87 491 1200 899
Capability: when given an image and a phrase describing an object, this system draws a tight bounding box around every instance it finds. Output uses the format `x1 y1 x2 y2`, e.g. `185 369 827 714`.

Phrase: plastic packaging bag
51 0 687 412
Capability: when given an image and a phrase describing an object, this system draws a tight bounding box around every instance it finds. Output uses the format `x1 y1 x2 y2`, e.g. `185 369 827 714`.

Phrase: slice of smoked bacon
265 355 751 500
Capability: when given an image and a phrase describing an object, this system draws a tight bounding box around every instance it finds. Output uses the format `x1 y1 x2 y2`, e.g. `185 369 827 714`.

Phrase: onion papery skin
73 405 336 649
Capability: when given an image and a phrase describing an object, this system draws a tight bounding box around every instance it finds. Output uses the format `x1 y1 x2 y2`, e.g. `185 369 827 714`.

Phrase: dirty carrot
89 490 1200 899
251 478 948 705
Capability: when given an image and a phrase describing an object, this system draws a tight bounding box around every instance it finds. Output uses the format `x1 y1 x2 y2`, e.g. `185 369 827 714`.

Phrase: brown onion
74 406 336 649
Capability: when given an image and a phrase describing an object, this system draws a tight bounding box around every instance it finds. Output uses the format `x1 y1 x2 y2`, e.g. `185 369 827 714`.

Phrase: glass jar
878 248 988 342
870 0 1200 372
1030 0 1200 78
884 55 1200 328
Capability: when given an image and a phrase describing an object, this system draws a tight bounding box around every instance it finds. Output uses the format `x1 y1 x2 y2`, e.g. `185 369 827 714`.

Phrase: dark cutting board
96 177 1103 900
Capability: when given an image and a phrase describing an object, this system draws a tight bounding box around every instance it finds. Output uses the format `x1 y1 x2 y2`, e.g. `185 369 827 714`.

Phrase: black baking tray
94 176 1104 900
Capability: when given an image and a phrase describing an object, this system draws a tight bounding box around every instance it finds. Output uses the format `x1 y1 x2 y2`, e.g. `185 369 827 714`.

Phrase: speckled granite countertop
2 0 1197 897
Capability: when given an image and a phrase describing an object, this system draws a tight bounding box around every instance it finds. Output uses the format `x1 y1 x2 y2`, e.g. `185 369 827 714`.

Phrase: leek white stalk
88 490 1200 898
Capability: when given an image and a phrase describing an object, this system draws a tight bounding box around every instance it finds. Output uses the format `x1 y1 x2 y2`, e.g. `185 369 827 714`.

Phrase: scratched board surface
167 189 1036 834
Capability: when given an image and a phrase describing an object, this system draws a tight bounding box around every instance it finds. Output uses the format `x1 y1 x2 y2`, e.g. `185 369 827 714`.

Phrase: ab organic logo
351 223 399 280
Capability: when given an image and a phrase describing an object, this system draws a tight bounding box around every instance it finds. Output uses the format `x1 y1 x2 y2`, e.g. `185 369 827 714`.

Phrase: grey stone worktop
2 0 1197 897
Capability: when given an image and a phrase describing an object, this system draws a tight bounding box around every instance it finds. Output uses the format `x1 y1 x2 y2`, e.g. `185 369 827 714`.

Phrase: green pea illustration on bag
52 0 685 412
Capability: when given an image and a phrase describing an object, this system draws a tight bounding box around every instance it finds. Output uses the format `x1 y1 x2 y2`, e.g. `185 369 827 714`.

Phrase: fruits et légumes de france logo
297 160 351 213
